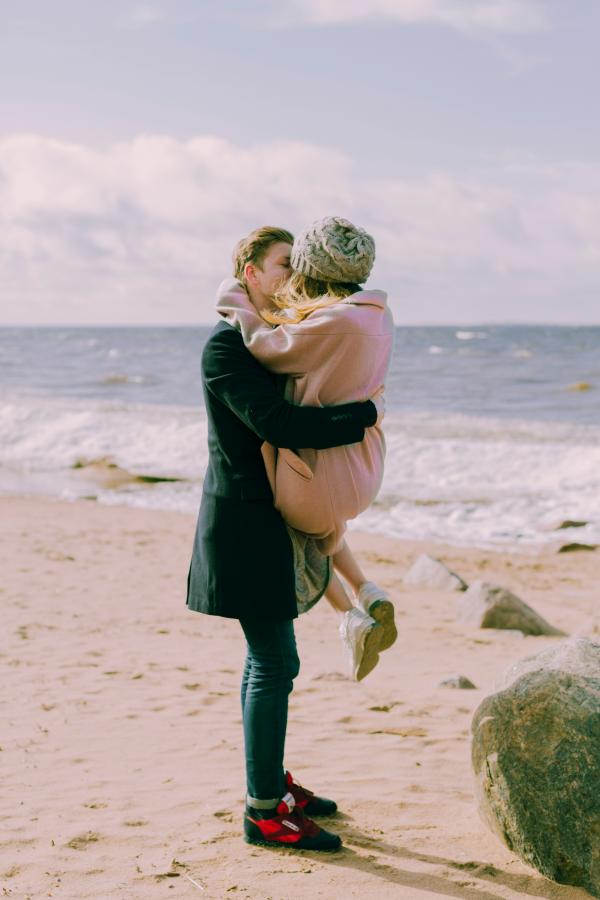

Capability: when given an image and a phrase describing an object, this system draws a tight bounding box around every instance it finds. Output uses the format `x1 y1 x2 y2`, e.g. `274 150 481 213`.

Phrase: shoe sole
244 835 342 851
356 622 384 681
368 599 397 652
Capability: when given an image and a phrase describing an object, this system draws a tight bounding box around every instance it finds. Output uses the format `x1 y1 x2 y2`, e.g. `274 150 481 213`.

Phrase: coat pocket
278 448 313 481
261 443 314 496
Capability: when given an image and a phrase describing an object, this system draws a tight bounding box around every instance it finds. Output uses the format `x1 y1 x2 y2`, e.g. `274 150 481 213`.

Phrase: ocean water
1 324 599 549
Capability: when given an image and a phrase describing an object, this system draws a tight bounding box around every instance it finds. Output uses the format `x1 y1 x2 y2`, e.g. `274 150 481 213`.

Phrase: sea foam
1 390 598 548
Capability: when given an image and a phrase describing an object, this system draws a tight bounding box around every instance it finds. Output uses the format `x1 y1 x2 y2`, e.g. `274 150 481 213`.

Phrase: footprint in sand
45 550 75 562
66 831 100 850
369 727 428 737
363 551 396 565
195 693 228 707
1 866 20 879
213 810 234 822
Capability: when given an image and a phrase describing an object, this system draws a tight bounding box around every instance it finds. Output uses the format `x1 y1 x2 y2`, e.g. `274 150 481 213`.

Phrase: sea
1 325 599 550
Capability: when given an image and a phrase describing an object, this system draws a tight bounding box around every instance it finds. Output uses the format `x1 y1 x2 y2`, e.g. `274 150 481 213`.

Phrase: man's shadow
290 814 591 900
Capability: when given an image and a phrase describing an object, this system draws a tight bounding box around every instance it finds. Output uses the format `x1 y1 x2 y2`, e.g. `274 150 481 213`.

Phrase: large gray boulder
404 554 467 591
458 581 565 635
471 639 600 896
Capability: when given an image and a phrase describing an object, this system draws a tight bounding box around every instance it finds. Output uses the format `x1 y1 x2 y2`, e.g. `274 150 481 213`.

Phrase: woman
217 216 397 680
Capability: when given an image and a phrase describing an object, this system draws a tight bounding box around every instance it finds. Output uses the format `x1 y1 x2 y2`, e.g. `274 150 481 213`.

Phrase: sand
1 494 599 900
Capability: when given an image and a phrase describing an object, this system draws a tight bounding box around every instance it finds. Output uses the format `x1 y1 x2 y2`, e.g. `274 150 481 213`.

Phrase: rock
71 456 185 489
499 638 600 687
404 554 467 591
457 581 565 636
471 639 600 896
557 542 598 553
439 674 476 689
566 381 593 391
552 519 588 530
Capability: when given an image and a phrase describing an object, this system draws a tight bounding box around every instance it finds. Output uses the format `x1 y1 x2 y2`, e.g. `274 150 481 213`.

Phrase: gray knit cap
290 216 375 284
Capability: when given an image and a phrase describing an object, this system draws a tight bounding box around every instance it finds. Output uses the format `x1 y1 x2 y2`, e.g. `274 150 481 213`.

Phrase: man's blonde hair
232 226 294 282
264 272 358 325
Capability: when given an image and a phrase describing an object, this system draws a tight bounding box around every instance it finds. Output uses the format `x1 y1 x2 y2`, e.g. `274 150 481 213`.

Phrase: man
186 226 382 851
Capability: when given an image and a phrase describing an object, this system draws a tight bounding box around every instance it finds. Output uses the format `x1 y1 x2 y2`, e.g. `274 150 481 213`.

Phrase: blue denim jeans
239 617 300 804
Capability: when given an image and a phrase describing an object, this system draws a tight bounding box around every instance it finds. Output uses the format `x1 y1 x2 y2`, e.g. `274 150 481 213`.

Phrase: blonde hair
263 272 358 325
232 226 294 283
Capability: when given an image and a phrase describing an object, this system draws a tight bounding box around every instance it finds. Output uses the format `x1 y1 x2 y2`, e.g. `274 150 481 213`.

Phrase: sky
1 0 599 325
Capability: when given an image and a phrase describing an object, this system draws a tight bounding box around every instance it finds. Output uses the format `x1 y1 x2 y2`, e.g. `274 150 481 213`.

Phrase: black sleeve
202 325 377 450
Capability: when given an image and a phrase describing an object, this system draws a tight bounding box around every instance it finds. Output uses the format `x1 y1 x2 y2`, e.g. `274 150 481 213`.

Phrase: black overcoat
186 321 377 622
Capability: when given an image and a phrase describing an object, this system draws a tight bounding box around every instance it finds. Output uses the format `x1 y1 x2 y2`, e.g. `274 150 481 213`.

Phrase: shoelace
287 772 315 802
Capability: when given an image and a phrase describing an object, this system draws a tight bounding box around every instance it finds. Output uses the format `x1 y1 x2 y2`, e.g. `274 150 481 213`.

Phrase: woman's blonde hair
264 272 358 325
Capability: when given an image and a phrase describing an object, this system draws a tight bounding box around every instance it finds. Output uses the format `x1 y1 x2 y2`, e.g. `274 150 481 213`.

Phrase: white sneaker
339 607 383 682
357 582 398 652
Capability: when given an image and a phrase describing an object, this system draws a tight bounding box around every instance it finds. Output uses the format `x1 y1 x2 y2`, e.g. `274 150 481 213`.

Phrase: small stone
457 581 565 636
557 542 597 553
552 519 588 530
439 675 477 689
471 639 600 896
404 554 467 591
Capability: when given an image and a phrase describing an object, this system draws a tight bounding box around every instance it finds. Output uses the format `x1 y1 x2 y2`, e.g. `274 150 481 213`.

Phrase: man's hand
370 386 386 426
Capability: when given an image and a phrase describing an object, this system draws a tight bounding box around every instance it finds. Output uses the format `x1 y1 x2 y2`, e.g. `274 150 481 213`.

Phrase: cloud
121 5 166 28
118 1 549 37
0 134 598 324
266 0 549 34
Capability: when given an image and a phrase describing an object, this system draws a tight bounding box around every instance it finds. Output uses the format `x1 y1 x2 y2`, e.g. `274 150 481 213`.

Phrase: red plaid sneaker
244 792 341 851
285 770 338 816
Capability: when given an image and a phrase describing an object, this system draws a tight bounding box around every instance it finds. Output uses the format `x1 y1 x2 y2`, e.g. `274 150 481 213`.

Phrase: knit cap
290 216 375 284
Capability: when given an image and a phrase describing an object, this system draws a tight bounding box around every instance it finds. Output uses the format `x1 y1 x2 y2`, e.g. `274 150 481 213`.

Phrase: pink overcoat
216 279 394 554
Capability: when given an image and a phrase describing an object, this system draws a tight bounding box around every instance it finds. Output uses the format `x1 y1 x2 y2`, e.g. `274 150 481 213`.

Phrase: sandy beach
2 494 599 900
